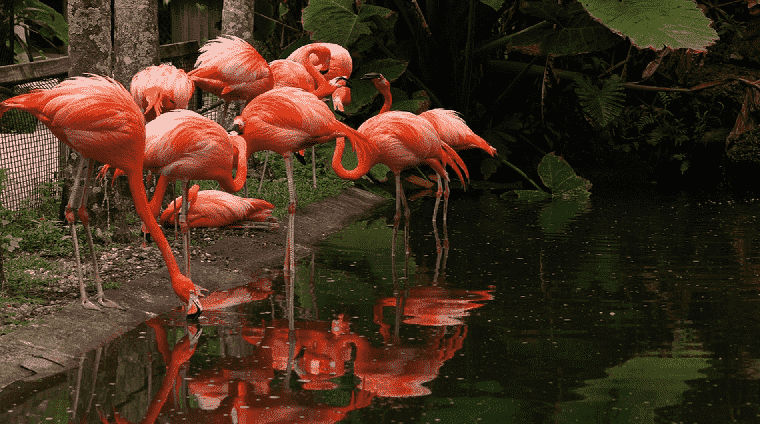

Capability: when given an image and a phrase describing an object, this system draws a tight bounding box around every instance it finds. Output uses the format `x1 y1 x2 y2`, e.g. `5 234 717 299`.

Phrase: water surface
4 187 760 423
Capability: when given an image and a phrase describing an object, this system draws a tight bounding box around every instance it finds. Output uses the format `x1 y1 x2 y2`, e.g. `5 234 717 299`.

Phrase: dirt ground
0 187 387 390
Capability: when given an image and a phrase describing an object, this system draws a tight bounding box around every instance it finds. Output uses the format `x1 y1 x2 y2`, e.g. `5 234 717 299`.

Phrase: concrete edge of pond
0 187 388 390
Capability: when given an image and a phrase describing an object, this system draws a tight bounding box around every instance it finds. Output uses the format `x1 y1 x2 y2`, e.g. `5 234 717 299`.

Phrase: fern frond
575 75 625 128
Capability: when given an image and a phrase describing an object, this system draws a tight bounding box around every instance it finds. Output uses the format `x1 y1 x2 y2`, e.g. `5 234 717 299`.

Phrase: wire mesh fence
0 44 227 212
0 76 66 211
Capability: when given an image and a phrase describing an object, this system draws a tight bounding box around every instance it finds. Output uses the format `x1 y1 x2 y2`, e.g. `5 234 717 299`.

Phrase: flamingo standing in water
419 109 496 240
0 75 204 316
160 184 275 228
131 64 194 122
141 109 248 279
188 35 274 126
233 86 370 329
331 73 468 258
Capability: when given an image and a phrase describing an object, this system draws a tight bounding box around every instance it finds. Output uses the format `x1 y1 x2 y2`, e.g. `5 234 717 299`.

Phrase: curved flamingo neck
331 136 375 180
375 81 392 114
220 136 248 192
304 45 334 99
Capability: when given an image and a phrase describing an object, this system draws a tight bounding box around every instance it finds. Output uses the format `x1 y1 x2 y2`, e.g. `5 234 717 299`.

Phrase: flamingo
0 75 204 316
130 64 194 122
188 35 274 126
286 43 353 189
233 86 370 330
256 46 349 193
139 109 248 279
160 184 275 228
330 73 468 259
419 109 496 241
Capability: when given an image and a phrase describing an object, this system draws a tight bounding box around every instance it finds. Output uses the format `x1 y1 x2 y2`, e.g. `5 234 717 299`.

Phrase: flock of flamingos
0 35 496 321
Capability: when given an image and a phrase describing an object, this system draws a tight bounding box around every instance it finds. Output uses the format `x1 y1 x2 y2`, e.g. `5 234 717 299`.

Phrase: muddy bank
0 187 387 389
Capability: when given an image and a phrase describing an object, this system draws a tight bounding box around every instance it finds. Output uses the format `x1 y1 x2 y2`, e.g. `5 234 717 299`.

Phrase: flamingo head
361 72 389 90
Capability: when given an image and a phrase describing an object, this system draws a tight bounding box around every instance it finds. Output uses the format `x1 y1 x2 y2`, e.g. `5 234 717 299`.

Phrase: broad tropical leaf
302 0 396 51
574 75 625 128
581 0 718 51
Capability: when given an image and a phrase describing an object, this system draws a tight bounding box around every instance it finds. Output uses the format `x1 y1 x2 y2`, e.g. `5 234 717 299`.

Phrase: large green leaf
481 0 507 12
581 0 718 51
302 0 395 50
15 0 68 45
537 153 591 198
514 152 591 200
574 75 625 128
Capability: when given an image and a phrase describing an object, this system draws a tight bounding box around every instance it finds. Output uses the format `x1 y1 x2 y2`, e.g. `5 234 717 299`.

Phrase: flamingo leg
399 176 411 279
392 173 402 280
443 178 450 249
257 151 270 195
311 146 317 189
77 159 125 310
66 156 100 310
432 174 443 252
284 154 296 331
180 180 191 279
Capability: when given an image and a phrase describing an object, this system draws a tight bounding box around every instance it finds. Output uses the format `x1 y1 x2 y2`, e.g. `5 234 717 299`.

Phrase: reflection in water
15 189 760 422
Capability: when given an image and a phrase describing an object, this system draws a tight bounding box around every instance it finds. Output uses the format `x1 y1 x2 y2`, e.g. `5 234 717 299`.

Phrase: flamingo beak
361 72 383 80
186 292 203 320
336 76 352 88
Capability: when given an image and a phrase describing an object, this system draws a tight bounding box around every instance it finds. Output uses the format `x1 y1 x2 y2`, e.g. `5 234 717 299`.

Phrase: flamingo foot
98 296 127 310
81 297 102 311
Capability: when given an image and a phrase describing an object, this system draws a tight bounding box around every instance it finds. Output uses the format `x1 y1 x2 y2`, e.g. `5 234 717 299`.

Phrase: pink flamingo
160 184 275 228
141 109 248 279
233 86 370 329
286 43 353 189
0 75 204 316
188 35 274 125
331 73 468 258
131 64 194 122
419 108 496 234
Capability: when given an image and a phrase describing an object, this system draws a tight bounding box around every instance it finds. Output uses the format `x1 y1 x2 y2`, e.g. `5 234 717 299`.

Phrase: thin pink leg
66 156 99 310
284 154 297 331
78 159 124 309
179 181 191 279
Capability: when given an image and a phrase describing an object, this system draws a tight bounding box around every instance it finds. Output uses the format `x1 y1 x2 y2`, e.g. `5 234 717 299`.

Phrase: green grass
188 143 355 219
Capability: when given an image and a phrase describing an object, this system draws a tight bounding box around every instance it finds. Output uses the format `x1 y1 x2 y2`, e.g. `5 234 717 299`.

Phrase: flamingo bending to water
0 75 204 316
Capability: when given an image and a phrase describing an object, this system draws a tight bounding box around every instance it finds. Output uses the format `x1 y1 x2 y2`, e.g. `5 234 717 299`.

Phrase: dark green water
4 187 760 423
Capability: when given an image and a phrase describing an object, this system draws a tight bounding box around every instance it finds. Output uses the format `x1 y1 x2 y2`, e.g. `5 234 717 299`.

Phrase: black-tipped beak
186 293 202 320
229 123 241 134
336 76 352 87
334 109 350 119
361 72 383 80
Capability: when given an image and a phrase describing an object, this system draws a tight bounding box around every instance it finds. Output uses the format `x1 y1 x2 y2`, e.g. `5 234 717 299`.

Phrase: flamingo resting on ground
188 35 274 126
131 64 195 122
233 86 371 329
0 75 205 316
331 73 468 259
160 184 275 228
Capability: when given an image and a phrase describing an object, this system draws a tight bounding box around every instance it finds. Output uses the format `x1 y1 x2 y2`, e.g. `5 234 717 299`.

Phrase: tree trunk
220 0 256 129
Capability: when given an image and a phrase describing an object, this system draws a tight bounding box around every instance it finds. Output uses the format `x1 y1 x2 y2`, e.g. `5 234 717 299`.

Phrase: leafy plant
11 0 68 63
511 152 592 200
575 75 625 128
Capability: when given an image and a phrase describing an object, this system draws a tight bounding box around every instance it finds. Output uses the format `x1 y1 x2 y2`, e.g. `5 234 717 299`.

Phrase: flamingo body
419 109 496 156
188 35 273 104
131 64 194 122
160 186 275 228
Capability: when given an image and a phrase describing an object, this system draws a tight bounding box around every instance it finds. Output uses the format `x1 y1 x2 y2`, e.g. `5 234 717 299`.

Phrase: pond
2 186 760 423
